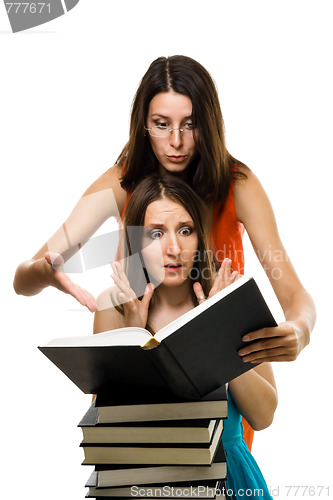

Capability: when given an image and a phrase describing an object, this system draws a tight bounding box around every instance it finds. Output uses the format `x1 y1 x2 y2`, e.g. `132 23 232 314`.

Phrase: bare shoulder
96 285 123 310
234 166 264 200
94 286 126 333
234 167 274 226
83 163 127 213
96 286 114 310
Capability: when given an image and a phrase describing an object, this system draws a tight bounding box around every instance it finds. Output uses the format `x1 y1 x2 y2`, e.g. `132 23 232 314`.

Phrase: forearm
228 364 278 431
281 288 316 352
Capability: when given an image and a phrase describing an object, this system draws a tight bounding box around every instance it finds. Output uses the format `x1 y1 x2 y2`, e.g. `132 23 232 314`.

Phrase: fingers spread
209 259 240 298
57 273 97 312
111 262 136 303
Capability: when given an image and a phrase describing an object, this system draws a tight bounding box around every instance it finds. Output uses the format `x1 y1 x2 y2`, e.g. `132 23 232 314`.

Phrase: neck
153 280 194 308
147 280 196 333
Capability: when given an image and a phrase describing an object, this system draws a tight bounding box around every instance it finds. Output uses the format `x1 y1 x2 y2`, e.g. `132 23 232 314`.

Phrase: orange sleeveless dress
210 181 254 451
120 181 254 451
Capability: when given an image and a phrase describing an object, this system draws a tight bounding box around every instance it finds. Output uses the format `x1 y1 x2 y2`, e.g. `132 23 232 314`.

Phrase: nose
169 128 183 149
166 233 181 257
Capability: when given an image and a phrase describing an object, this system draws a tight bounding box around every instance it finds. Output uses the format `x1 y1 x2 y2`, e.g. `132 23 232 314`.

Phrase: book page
155 276 250 342
42 327 152 348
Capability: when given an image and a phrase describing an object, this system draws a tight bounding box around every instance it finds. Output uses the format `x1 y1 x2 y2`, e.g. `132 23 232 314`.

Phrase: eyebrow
145 224 164 229
144 221 194 229
151 113 193 120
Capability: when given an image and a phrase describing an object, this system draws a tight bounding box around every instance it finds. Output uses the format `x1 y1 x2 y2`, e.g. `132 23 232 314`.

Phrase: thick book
39 277 277 399
88 442 226 488
81 420 223 465
79 403 222 443
94 385 227 424
85 476 225 498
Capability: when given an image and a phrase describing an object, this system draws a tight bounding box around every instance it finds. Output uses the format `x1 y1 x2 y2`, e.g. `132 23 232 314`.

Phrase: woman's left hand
193 258 239 304
238 321 302 363
110 261 154 329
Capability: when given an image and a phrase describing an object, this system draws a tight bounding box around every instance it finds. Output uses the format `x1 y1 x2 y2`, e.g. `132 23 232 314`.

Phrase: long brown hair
120 174 216 303
119 55 246 205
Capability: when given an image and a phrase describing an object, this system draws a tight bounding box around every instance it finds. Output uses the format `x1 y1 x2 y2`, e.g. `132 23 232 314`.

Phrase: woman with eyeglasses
13 55 315 450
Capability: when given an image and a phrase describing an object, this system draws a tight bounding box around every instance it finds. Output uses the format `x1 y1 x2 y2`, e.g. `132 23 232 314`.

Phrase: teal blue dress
222 391 273 500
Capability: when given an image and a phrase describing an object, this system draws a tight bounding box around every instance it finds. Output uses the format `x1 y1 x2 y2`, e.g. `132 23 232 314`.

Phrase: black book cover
92 385 227 424
95 383 227 407
39 278 276 399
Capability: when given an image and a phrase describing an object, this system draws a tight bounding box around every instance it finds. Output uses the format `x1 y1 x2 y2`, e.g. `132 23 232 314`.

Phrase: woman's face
146 92 197 173
141 197 198 287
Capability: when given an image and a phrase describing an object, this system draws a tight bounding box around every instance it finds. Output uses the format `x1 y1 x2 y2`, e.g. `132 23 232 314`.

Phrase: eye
149 230 163 240
179 227 192 236
184 122 194 130
155 122 169 130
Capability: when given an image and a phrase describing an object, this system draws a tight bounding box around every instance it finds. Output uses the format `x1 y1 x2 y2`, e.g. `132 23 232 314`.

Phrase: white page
42 326 151 347
156 275 250 342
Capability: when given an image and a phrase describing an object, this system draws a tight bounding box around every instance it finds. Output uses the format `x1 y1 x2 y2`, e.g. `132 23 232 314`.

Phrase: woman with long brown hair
13 55 315 450
94 174 277 500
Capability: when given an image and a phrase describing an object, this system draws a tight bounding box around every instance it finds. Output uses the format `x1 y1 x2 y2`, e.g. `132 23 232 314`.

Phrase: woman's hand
44 252 97 312
238 321 302 363
110 261 154 328
234 169 316 361
193 258 239 304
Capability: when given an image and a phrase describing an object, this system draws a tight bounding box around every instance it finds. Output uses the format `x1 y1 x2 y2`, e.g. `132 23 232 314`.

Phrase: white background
1 1 332 499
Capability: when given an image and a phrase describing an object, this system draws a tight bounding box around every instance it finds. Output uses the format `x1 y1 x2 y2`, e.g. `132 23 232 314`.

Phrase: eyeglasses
144 123 195 138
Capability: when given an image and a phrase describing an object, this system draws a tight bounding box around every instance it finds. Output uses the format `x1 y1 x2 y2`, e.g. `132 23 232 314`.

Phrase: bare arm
235 169 316 362
13 164 127 311
93 288 128 333
228 363 278 430
192 259 277 429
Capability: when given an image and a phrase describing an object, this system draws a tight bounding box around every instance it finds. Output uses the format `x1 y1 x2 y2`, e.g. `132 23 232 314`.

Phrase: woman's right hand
110 261 154 328
43 252 97 312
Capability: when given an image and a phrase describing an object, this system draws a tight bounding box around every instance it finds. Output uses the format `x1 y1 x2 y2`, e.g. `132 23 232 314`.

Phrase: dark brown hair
119 55 246 205
120 174 216 302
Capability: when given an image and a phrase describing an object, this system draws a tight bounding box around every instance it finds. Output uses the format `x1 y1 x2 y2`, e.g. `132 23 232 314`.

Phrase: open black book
39 277 277 399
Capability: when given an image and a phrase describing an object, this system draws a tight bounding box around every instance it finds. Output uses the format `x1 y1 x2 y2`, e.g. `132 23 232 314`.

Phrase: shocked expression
141 197 198 287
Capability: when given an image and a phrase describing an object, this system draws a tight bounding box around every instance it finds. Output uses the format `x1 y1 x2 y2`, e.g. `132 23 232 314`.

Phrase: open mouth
164 264 183 270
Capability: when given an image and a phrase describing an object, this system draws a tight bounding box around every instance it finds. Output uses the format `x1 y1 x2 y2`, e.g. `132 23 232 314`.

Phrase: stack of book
78 384 229 499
